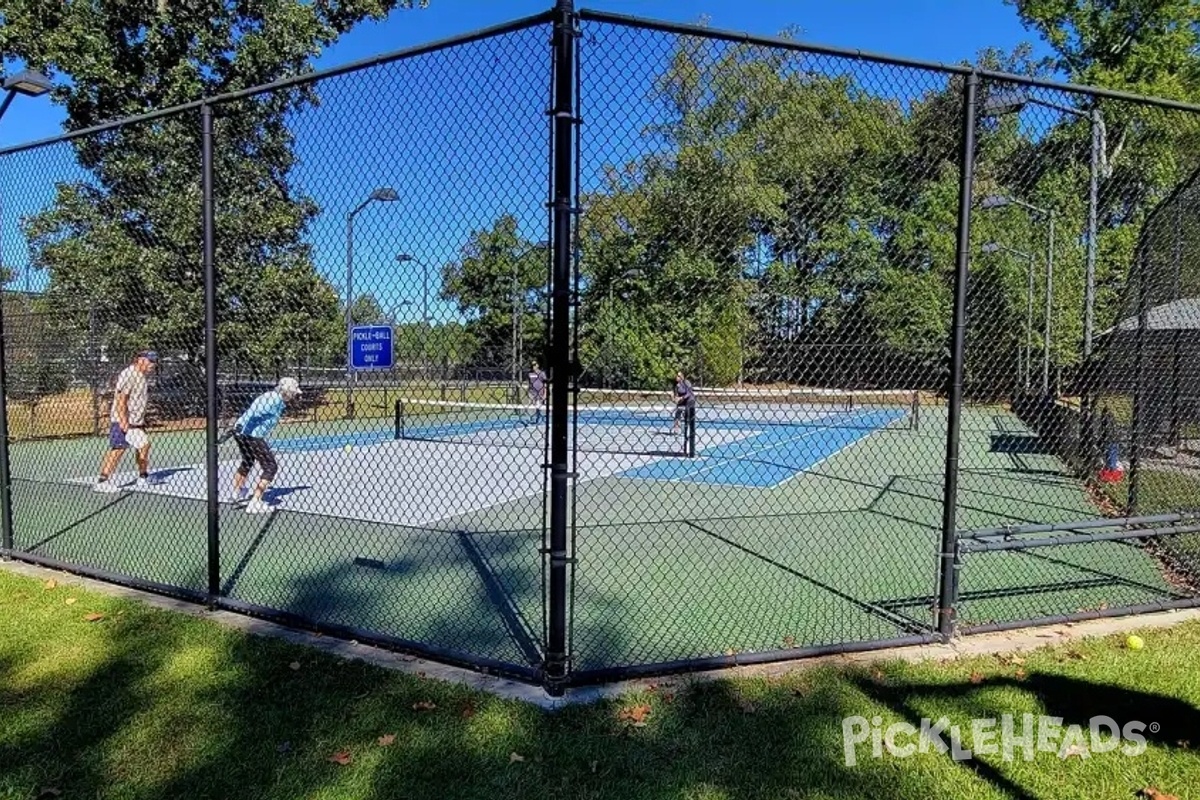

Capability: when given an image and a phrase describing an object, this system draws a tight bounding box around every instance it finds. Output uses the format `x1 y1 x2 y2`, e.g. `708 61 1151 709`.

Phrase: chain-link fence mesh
0 112 212 595
207 21 554 671
570 19 964 674
954 80 1200 632
3 5 1200 690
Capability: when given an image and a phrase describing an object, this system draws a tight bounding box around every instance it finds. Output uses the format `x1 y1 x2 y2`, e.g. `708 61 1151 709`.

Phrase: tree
350 294 388 325
1008 0 1200 97
1 0 425 378
441 214 547 374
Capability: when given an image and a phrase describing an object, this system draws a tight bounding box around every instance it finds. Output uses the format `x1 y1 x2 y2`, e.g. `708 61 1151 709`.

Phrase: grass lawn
2 568 1198 799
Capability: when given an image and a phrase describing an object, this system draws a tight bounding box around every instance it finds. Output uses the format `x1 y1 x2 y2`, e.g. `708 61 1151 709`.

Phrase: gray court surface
68 427 758 527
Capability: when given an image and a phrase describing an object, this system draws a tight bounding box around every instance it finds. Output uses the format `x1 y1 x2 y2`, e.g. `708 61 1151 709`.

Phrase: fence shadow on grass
0 601 1032 799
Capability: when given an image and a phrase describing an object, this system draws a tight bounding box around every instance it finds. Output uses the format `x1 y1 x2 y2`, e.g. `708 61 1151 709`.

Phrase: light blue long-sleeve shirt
236 391 285 439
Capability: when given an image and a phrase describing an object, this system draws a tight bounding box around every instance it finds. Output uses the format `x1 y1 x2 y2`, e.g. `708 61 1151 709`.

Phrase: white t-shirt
111 366 149 427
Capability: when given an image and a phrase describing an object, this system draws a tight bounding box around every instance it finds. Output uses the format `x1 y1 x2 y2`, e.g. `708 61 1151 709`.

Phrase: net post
937 71 978 640
394 398 404 440
544 0 577 696
686 406 697 457
202 102 221 600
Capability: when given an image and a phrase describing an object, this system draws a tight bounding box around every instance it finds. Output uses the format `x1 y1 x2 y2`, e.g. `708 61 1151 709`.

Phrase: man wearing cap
94 351 158 493
229 377 303 515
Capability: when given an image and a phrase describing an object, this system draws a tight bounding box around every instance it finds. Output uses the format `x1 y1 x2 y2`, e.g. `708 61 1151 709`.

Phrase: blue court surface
621 408 908 487
256 402 912 493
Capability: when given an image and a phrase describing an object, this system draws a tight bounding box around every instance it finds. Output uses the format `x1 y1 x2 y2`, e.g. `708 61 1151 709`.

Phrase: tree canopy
1 0 423 377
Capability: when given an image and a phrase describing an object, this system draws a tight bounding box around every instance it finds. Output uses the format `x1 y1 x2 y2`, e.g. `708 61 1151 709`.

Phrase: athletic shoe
93 480 120 494
244 499 272 515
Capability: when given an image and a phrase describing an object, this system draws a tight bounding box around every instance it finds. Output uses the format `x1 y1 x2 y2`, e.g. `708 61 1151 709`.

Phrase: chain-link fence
2 2 1200 693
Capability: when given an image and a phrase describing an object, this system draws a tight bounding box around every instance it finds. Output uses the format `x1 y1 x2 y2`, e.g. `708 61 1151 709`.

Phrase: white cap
277 377 302 397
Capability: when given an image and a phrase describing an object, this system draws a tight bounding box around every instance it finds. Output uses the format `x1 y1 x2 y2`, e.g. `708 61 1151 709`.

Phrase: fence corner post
0 294 13 558
544 0 578 697
937 70 979 640
201 103 220 600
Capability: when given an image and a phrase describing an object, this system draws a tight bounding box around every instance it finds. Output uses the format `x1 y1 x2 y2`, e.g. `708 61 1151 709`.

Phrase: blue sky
0 0 1053 327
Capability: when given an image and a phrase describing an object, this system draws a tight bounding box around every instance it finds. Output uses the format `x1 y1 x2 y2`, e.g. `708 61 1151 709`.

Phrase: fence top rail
0 9 554 158
577 7 1200 115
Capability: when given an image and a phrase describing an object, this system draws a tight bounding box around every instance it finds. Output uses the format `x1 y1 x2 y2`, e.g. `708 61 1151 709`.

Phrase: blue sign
350 325 393 370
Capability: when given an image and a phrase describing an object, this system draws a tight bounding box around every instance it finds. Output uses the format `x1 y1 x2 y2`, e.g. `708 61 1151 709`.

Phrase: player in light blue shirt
229 377 302 514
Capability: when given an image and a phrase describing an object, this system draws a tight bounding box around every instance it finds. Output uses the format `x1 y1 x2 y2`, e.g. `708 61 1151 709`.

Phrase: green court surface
4 405 1180 674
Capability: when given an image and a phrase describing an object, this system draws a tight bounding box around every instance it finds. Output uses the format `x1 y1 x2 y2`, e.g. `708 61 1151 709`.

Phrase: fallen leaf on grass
969 671 984 685
1015 668 1027 680
64 598 76 605
617 704 652 727
377 734 396 747
43 580 57 590
84 613 105 622
460 703 477 719
1138 789 1180 800
328 749 352 766
997 653 1025 666
1066 651 1087 661
870 668 886 683
288 661 301 671
412 700 437 711
1061 744 1087 759
737 698 757 714
509 752 525 764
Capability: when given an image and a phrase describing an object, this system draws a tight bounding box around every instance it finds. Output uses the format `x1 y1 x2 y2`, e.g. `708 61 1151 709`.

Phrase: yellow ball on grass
1126 634 1144 650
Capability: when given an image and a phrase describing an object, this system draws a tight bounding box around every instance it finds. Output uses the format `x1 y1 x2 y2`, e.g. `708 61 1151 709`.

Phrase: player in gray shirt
94 351 157 492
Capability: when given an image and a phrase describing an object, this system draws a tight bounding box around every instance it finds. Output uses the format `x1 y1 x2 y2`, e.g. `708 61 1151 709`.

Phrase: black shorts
234 433 278 482
674 402 696 422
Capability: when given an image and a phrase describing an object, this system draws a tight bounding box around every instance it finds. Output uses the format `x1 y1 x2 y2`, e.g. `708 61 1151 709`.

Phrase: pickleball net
392 388 920 457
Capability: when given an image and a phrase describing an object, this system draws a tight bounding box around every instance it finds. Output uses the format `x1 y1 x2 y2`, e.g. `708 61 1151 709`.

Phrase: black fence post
1129 248 1148 515
0 288 12 555
202 103 220 598
936 71 978 639
545 0 577 695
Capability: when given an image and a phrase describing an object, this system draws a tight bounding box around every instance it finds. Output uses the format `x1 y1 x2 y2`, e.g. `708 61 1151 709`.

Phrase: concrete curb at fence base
5 558 1200 710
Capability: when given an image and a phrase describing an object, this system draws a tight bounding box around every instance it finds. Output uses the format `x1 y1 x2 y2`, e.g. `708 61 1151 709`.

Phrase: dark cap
137 351 158 363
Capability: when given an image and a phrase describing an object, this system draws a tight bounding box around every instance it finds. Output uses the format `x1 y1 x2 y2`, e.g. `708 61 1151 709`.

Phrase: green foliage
350 294 388 325
440 215 546 372
1 0 422 378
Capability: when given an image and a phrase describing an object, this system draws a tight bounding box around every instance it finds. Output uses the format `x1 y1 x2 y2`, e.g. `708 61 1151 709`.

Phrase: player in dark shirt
671 371 696 435
527 361 547 424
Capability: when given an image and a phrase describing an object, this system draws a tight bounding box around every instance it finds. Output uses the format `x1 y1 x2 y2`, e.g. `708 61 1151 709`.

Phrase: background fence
2 1 1200 693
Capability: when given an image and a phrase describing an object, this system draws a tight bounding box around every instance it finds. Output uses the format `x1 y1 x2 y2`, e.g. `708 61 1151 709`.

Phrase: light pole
981 194 1056 394
982 242 1037 391
396 254 428 381
344 187 398 418
0 69 52 123
982 90 1106 361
